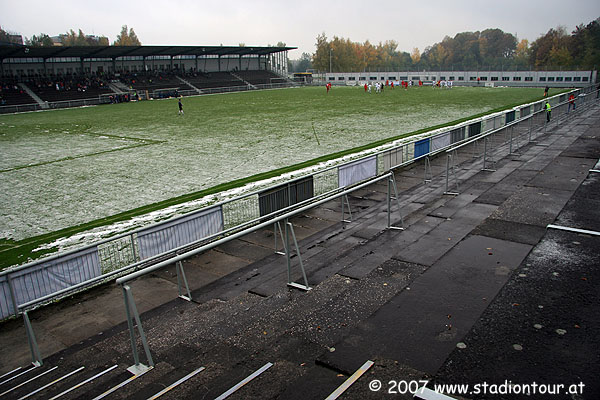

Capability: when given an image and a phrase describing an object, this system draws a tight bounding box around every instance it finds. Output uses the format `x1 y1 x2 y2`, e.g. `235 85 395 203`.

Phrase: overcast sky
1 0 599 58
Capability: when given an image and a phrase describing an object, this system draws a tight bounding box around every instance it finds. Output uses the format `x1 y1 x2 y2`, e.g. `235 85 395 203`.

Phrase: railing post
273 221 287 255
528 114 534 143
341 195 352 223
387 172 404 230
23 311 43 366
176 261 192 301
444 153 459 195
509 125 514 154
122 284 154 373
424 156 432 183
284 220 291 284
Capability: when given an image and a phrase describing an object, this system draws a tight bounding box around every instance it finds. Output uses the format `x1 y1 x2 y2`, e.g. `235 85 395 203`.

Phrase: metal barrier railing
115 170 403 372
440 86 600 195
10 86 600 367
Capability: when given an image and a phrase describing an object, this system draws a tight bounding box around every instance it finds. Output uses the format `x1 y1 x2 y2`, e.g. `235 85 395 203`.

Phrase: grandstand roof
0 45 296 60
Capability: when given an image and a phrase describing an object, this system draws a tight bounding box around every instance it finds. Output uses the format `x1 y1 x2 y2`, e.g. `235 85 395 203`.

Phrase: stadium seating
0 79 35 105
184 71 245 90
119 72 194 97
0 69 290 109
234 70 283 85
27 75 114 103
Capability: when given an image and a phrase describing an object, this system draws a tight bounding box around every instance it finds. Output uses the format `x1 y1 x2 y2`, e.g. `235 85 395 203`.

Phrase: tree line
0 25 141 47
301 17 600 73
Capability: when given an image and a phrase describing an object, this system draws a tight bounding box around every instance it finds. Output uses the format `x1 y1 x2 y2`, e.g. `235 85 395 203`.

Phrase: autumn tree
114 25 141 46
290 52 312 72
0 27 7 42
26 33 54 47
570 18 600 69
311 18 599 72
62 29 88 46
514 39 530 68
410 48 421 64
312 33 331 71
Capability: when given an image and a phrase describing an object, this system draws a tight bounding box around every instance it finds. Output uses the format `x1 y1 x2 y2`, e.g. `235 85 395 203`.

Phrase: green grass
0 85 550 269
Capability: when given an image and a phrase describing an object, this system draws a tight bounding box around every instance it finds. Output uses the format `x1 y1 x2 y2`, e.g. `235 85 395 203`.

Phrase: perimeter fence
1 85 598 323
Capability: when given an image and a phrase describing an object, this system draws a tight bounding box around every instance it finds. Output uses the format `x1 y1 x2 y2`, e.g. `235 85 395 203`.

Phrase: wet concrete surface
0 105 599 399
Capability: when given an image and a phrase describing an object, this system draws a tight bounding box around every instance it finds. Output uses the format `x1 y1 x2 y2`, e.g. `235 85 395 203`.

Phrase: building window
388 76 396 80
539 77 546 81
470 77 477 81
491 77 499 81
412 76 420 80
565 77 572 82
348 76 356 80
458 76 464 81
370 77 377 80
502 77 509 81
582 77 588 81
513 77 521 81
359 77 366 81
573 77 581 81
479 76 487 81
525 77 533 81
556 77 563 81
338 77 345 80
328 77 334 81
449 76 455 80
547 77 555 81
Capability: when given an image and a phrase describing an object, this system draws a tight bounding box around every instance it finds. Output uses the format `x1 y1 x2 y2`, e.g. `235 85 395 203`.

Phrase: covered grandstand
0 44 296 112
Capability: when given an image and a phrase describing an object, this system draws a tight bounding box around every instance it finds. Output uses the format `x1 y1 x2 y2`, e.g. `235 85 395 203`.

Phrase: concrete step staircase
18 83 48 109
230 72 257 89
176 76 202 94
108 81 129 94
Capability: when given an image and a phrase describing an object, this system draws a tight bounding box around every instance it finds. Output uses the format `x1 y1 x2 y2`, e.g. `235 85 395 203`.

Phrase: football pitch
0 85 546 268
